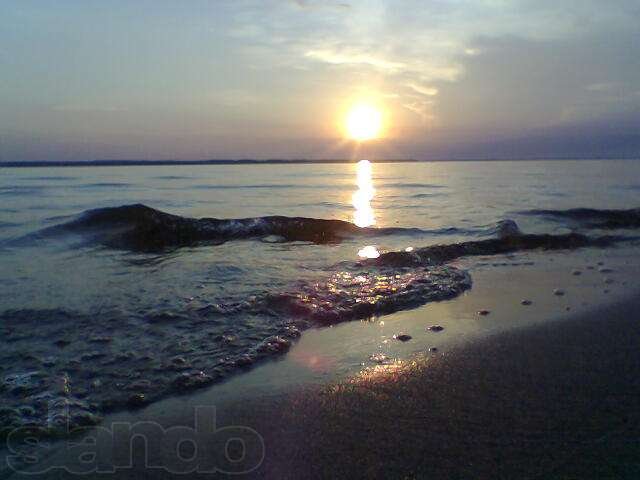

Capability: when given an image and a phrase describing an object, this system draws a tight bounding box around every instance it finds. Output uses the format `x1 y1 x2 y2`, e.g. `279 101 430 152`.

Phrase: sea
1 159 639 434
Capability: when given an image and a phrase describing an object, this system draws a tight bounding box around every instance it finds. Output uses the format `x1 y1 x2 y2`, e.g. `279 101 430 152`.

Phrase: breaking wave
27 204 425 251
0 262 471 437
366 233 621 268
1 204 633 437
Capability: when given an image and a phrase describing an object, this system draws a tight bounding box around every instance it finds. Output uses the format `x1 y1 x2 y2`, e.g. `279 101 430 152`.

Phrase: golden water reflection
352 159 375 228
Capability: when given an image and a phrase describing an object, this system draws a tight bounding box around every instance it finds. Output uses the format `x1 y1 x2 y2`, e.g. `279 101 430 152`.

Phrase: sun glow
345 104 383 141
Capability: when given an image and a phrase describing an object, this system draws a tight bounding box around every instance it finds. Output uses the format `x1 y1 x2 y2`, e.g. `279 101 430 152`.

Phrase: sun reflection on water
357 245 380 259
352 159 375 228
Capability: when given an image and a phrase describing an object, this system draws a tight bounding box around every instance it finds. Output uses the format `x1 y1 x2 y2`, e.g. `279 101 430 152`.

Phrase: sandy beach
259 294 640 479
5 279 640 479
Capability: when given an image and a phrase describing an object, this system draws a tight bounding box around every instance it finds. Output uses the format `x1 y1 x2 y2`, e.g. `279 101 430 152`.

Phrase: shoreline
262 292 640 478
6 288 640 479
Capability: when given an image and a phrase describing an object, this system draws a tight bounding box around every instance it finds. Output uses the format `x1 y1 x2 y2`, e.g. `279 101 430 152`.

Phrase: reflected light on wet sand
352 160 375 228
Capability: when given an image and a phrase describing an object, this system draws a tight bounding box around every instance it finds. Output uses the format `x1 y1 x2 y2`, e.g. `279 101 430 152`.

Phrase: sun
345 104 382 141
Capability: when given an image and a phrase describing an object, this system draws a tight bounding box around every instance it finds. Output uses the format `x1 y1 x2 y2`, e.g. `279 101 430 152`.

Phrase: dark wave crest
520 207 640 229
35 204 424 251
365 222 622 268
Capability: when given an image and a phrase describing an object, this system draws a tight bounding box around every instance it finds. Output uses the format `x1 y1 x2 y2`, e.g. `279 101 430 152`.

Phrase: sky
1 0 639 161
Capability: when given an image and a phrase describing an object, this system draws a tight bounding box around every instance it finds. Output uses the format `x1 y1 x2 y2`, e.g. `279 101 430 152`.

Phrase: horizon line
1 156 639 168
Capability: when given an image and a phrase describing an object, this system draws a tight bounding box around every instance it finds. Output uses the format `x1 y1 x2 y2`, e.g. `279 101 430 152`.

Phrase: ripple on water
0 262 471 436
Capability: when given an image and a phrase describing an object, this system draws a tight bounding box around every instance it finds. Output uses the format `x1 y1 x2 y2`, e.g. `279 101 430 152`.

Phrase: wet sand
7 291 640 479
263 294 640 479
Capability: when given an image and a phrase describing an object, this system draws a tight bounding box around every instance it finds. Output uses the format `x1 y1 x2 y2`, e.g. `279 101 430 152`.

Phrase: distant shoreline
1 157 637 168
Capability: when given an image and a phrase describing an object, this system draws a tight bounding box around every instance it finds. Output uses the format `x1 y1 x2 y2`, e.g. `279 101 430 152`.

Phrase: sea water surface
1 159 639 433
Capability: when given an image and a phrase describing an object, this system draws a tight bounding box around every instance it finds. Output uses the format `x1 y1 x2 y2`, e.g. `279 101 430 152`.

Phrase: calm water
1 159 639 432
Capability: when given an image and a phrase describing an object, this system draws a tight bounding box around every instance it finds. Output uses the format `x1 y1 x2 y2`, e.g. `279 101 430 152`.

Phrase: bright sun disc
346 104 382 141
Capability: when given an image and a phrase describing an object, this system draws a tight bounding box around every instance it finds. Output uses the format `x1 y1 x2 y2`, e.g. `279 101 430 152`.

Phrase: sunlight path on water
352 159 375 228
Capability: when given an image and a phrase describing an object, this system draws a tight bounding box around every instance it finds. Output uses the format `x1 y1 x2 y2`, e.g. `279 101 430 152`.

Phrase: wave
262 266 471 324
380 182 446 189
30 176 77 181
364 220 624 268
76 182 133 189
153 175 190 180
0 186 47 196
0 221 19 229
19 204 634 254
1 210 629 436
615 184 640 192
0 263 471 436
520 207 640 229
190 183 329 190
409 192 447 199
29 204 425 251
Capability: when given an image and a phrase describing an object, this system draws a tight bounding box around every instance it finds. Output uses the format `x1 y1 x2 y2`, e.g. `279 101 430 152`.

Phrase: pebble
428 347 438 353
477 310 490 316
427 325 444 332
394 334 412 342
553 289 565 296
521 299 532 306
603 278 614 284
599 267 613 273
127 393 147 408
572 270 582 276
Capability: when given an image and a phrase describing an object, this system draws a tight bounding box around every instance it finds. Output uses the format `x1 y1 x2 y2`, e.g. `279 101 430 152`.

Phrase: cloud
52 105 127 113
291 0 350 9
405 83 438 97
304 48 405 72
